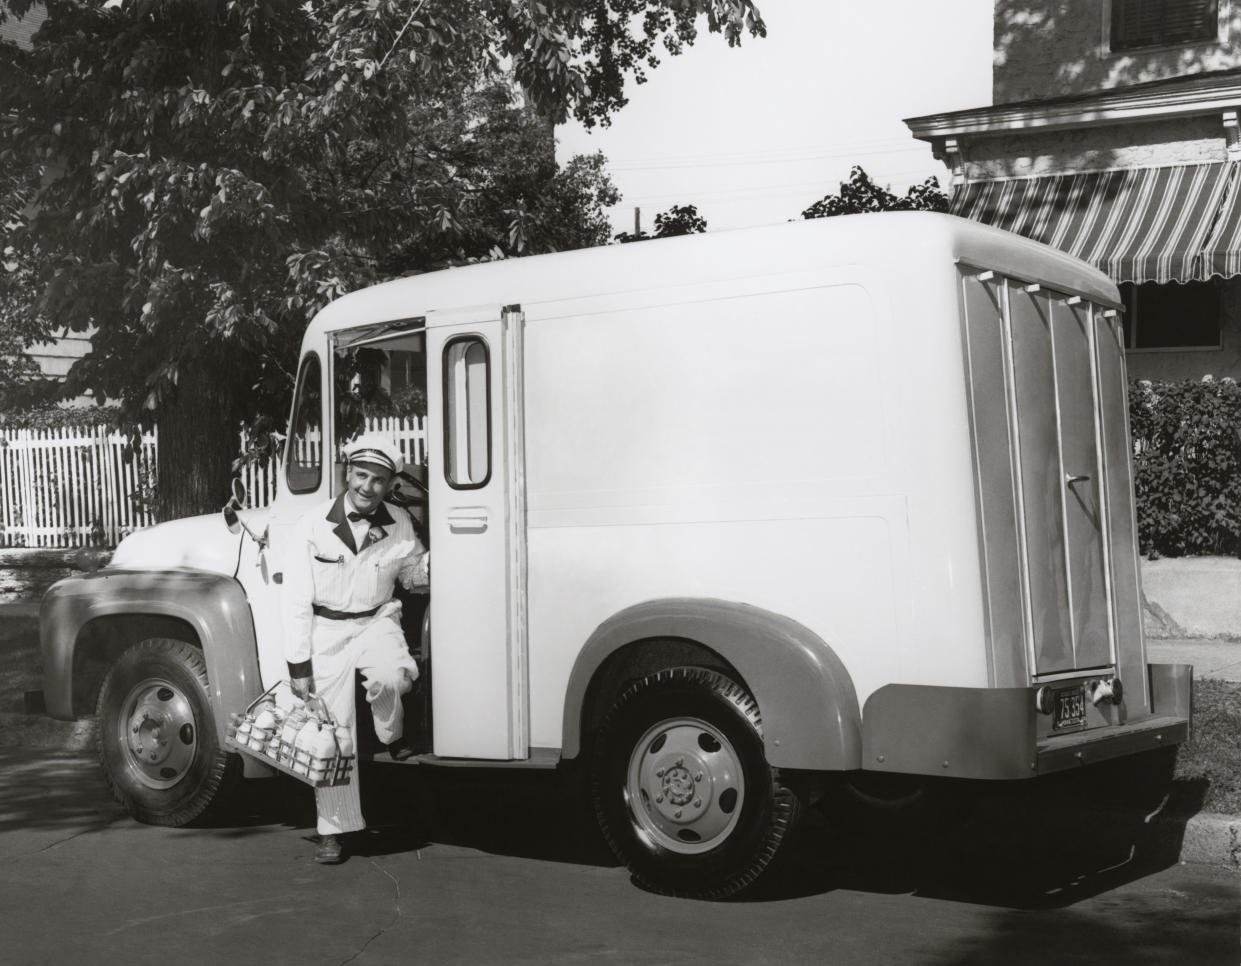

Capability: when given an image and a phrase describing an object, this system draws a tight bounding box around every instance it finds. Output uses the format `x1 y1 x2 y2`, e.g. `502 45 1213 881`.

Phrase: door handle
447 509 489 533
1066 474 1091 485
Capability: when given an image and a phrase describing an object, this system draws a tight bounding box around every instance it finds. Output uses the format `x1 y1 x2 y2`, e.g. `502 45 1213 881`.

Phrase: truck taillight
1035 686 1054 715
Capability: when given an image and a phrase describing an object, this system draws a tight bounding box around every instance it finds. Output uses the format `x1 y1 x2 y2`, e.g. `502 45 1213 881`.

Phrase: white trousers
312 601 418 836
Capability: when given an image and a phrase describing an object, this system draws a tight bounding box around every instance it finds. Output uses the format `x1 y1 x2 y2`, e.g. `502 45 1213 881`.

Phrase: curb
1176 812 1241 870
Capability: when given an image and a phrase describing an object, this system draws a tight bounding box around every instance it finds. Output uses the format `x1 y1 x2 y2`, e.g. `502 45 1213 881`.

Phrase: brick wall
994 0 1241 103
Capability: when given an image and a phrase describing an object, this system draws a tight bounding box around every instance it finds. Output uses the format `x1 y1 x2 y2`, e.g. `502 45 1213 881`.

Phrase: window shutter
1112 0 1218 50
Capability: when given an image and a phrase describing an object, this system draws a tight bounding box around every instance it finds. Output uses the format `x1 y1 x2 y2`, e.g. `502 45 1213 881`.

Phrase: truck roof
303 211 1121 343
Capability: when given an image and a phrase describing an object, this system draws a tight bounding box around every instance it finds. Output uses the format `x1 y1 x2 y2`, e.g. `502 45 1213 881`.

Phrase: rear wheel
96 638 239 826
590 666 806 899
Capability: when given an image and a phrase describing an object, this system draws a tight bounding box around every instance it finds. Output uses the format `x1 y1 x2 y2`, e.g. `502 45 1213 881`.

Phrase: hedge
1128 377 1241 558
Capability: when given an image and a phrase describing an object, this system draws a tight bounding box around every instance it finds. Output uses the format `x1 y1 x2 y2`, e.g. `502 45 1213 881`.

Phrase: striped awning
950 161 1241 284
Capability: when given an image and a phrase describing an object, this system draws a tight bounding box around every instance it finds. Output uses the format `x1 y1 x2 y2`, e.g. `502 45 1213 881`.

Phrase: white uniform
281 493 429 836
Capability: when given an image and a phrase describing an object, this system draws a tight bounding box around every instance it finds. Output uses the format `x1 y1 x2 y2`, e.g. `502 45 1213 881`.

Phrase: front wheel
96 638 240 826
590 667 806 899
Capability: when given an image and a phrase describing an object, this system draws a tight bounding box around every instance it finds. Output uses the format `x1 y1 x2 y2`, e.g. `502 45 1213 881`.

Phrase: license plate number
1054 688 1086 729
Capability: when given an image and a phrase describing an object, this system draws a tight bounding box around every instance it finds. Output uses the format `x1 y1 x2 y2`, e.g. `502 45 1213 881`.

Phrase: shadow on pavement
0 749 127 837
202 760 617 868
1 742 1206 910
759 749 1207 908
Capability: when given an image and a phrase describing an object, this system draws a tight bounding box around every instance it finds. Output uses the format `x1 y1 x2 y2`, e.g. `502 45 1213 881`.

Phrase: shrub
1128 377 1241 557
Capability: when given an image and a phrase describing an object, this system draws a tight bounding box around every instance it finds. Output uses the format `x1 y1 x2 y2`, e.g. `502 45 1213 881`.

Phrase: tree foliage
801 165 949 219
615 202 707 242
1128 377 1241 558
0 0 763 516
0 162 55 409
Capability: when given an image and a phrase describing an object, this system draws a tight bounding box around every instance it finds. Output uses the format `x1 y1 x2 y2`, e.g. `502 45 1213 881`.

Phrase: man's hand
290 675 314 701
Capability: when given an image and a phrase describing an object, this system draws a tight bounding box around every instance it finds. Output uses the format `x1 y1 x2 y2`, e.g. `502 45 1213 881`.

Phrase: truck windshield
286 353 323 495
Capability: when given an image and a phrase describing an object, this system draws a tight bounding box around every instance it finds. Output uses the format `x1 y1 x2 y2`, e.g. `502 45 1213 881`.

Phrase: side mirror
222 478 266 548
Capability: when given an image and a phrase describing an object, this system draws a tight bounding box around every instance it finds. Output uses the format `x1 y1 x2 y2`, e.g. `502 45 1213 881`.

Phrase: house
905 0 1241 381
2 2 93 396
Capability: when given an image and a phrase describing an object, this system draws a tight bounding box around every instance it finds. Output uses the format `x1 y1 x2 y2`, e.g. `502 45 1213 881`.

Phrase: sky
555 0 995 234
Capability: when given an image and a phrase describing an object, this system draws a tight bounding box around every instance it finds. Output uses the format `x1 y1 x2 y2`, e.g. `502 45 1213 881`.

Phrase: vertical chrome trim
1109 310 1152 710
998 278 1037 670
957 269 999 685
1047 292 1078 660
501 304 530 758
1086 300 1120 669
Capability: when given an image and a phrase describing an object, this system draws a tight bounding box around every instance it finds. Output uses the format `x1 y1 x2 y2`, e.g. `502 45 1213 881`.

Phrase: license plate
1054 688 1086 729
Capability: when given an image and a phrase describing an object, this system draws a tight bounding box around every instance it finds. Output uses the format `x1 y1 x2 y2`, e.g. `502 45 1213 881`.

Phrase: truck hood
108 509 266 576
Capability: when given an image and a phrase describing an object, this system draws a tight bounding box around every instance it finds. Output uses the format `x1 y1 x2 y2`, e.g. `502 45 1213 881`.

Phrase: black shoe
388 738 415 762
315 834 345 864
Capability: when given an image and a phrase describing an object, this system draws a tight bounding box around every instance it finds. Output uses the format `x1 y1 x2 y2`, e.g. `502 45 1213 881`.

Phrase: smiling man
281 433 429 864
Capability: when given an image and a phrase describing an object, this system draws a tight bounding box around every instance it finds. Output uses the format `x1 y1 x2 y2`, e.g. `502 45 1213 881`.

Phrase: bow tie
347 509 380 523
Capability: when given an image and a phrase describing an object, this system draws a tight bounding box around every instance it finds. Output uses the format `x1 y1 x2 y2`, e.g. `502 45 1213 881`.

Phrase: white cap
343 433 404 474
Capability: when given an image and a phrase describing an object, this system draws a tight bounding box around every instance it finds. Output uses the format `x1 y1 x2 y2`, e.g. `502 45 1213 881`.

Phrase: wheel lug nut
655 769 664 778
655 795 663 803
675 758 683 767
674 809 682 818
693 799 701 808
694 772 703 782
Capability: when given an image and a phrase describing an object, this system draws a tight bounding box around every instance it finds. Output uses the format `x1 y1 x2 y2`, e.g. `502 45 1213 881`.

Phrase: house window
1110 0 1219 51
443 336 491 488
1120 280 1222 349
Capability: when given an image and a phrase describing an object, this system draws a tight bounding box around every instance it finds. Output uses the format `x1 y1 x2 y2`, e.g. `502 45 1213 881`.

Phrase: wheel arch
41 569 264 749
562 598 862 770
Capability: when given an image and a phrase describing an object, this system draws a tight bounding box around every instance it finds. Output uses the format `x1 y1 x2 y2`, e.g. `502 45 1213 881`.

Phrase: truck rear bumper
860 663 1192 780
1035 713 1187 773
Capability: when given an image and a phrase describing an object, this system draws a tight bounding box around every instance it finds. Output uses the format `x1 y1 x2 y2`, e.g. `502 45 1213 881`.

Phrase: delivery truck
40 211 1191 898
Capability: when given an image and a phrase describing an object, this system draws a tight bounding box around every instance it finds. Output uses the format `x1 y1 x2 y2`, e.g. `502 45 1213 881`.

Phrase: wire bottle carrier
224 681 355 787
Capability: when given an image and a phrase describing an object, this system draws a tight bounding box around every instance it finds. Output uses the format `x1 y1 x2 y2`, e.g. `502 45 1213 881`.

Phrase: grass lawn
1175 677 1241 814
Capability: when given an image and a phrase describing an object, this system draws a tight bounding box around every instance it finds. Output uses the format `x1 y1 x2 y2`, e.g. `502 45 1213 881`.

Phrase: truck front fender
40 568 264 750
562 598 862 770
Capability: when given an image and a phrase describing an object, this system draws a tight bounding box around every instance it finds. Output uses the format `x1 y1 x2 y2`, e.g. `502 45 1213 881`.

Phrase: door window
443 336 491 488
333 334 428 462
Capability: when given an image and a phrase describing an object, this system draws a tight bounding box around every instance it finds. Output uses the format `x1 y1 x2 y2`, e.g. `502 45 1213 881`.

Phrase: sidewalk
1148 639 1241 681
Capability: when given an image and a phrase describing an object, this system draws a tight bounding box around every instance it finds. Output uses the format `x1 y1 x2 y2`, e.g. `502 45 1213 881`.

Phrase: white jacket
281 494 429 666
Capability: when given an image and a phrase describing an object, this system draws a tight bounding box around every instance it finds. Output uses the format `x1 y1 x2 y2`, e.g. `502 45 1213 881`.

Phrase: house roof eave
906 70 1241 142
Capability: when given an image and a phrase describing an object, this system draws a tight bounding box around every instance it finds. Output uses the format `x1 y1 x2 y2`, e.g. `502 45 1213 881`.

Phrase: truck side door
426 306 529 759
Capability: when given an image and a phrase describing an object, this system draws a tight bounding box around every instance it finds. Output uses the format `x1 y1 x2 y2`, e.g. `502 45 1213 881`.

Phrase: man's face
345 462 394 513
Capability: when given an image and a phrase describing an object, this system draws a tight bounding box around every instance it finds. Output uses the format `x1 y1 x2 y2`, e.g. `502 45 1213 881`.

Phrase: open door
425 305 529 759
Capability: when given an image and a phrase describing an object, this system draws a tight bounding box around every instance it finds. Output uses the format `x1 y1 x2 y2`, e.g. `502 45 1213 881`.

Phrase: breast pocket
375 555 403 594
309 548 347 605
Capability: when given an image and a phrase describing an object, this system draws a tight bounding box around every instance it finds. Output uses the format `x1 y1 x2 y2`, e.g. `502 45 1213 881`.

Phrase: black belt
313 603 382 621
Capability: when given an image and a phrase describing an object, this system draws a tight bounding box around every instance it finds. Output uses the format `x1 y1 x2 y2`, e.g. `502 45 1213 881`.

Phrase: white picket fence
1 417 428 548
0 425 158 548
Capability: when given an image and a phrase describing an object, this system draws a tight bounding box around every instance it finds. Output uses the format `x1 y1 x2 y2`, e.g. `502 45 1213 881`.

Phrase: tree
616 202 708 242
801 165 949 219
0 0 764 519
0 163 55 412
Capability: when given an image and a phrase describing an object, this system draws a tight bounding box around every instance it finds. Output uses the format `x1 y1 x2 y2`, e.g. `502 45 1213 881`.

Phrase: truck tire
96 638 240 827
590 666 805 899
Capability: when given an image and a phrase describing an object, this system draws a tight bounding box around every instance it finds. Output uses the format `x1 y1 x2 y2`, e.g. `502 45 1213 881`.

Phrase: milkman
281 432 429 864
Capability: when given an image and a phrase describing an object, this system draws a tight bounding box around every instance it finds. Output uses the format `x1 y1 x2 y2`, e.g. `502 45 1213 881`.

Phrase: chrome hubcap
626 717 745 855
118 678 197 789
